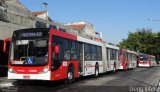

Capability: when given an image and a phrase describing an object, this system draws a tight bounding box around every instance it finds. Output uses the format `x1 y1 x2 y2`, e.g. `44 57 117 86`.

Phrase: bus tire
94 64 99 78
65 67 75 84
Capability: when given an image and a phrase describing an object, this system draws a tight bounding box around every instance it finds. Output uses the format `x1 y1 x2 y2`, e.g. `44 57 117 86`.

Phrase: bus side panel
51 61 79 81
119 51 126 70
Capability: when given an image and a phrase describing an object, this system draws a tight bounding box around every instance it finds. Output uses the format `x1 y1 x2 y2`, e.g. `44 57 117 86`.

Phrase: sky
20 0 160 44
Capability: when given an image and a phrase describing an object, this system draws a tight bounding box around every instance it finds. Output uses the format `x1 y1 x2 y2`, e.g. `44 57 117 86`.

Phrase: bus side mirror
55 45 59 54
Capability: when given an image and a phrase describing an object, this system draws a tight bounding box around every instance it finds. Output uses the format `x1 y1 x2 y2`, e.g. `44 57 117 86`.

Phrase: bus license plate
23 75 30 79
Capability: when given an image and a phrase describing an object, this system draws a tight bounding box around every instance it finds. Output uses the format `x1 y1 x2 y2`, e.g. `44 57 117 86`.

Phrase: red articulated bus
8 28 107 82
105 46 137 71
138 54 156 67
7 28 155 82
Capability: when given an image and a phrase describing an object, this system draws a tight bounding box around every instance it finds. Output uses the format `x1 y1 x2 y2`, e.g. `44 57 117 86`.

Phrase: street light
147 18 160 31
147 18 160 22
147 18 159 42
43 2 48 21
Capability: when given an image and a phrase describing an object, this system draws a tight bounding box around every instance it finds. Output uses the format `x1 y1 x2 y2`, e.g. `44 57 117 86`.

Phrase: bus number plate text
23 75 30 79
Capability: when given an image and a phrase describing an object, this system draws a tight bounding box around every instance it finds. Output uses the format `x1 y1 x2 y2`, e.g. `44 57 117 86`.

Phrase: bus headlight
39 66 49 74
9 68 15 73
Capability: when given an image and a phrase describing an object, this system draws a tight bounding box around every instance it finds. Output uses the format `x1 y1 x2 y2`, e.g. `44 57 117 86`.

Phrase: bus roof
106 43 120 50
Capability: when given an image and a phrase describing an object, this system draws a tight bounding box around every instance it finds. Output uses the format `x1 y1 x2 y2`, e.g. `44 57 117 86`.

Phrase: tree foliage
118 28 160 56
108 42 115 46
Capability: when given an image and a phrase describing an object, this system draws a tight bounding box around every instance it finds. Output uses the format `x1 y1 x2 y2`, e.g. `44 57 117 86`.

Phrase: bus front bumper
138 64 150 67
8 71 51 80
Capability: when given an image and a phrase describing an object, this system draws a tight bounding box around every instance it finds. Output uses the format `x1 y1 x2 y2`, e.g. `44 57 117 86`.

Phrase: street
0 65 160 92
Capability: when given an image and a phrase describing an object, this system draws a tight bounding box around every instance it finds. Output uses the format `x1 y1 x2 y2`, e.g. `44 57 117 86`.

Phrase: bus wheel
94 64 99 78
65 67 75 84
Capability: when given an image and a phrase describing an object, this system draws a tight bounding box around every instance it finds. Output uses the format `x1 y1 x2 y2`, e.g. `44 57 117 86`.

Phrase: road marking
156 81 160 92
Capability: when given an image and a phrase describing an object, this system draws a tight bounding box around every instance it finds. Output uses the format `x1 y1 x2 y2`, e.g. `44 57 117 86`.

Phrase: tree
118 28 159 55
108 42 115 46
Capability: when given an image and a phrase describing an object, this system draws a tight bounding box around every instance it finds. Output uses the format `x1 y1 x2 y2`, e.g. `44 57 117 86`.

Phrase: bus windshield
139 55 149 61
10 39 48 65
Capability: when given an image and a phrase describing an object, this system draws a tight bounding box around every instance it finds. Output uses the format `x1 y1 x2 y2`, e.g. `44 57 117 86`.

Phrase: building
32 11 53 23
65 21 96 37
0 0 55 40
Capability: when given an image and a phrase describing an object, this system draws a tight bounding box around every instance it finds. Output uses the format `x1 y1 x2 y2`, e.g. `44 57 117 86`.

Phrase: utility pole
43 2 48 21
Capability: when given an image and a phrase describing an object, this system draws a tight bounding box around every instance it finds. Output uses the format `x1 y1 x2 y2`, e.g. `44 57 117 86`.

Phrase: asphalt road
0 65 160 92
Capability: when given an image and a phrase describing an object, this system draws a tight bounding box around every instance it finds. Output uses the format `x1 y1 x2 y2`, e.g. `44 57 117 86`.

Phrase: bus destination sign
13 29 49 39
20 32 43 38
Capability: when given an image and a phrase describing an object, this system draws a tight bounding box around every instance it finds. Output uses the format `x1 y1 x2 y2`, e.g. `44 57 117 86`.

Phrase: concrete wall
0 21 26 39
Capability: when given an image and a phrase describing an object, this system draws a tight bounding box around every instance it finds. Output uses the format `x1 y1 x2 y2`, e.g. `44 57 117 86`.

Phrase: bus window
63 39 71 60
10 39 48 65
139 54 149 61
52 42 62 69
110 49 116 61
97 46 102 60
52 36 63 70
84 44 91 61
55 45 60 54
106 48 109 61
91 45 96 61
71 41 77 60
